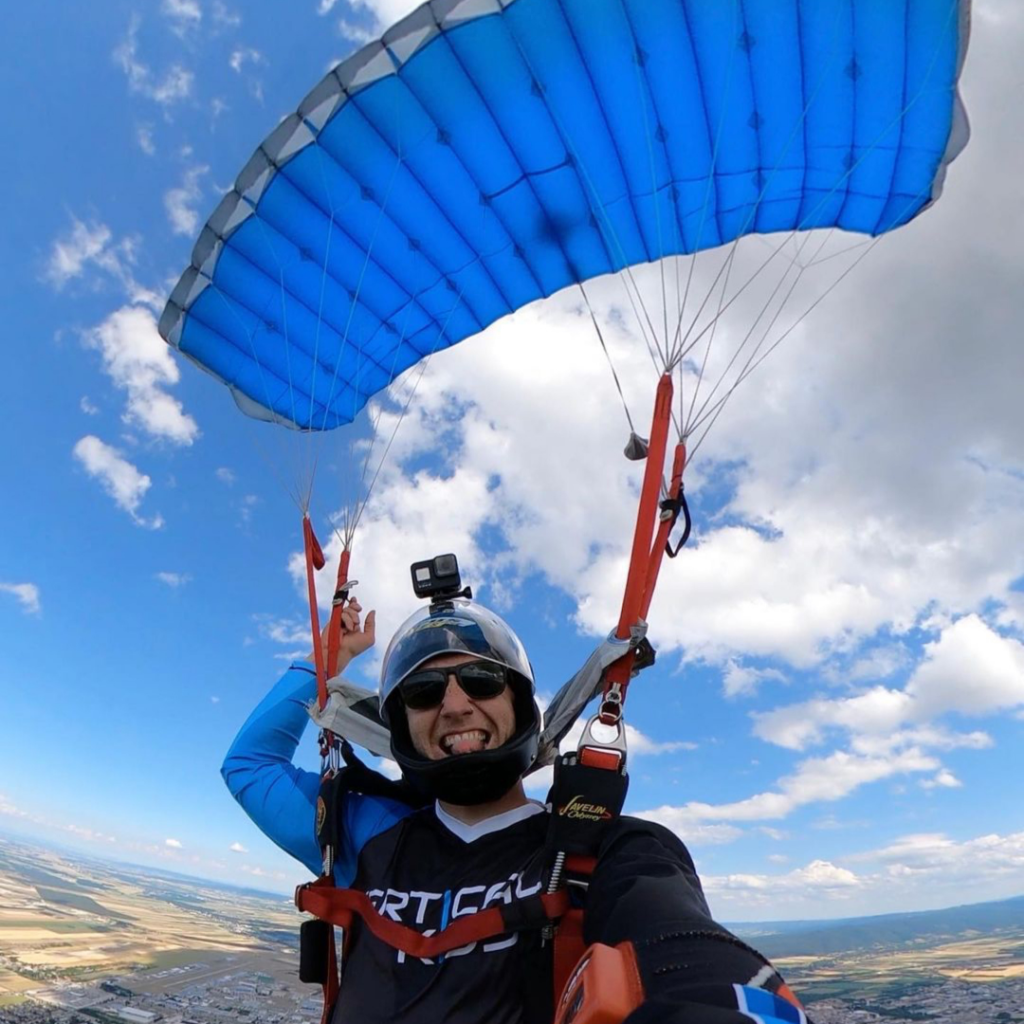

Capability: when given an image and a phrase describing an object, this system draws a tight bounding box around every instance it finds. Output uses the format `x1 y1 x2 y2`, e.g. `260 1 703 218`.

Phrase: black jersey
332 804 553 1024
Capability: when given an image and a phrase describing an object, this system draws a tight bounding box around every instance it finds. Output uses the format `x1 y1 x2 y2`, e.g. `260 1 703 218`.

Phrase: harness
295 730 629 1024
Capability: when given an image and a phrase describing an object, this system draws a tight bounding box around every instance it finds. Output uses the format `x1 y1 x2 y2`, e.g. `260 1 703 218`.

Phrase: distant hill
732 895 1024 958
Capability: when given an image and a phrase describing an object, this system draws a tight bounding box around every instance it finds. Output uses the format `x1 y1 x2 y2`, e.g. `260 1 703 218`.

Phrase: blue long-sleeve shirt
221 662 413 885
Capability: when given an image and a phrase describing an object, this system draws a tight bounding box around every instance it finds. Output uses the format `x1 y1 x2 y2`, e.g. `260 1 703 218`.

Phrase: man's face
405 652 517 761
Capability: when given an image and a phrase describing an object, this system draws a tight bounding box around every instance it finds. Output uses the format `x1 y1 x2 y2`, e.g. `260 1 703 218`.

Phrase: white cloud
212 2 241 29
230 841 248 853
44 217 138 290
750 616 1024 757
229 47 263 73
162 0 202 36
136 124 156 156
84 304 199 445
255 615 312 647
346 0 420 30
165 838 183 849
722 661 787 699
906 614 1024 718
73 435 164 529
632 808 744 846
44 216 161 311
216 467 236 484
0 583 41 616
80 396 99 415
795 829 1024 916
114 17 194 107
920 769 962 790
164 165 209 237
156 572 191 588
637 745 940 843
0 796 119 845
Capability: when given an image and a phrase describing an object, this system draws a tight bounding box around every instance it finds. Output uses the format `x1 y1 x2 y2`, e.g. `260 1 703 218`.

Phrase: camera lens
434 554 458 577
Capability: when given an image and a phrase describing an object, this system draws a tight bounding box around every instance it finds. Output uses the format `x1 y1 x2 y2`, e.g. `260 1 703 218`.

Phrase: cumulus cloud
162 0 202 36
216 467 237 484
230 841 248 853
701 828 1024 919
346 0 420 30
44 217 138 291
229 47 263 73
0 583 41 616
114 16 194 106
164 165 209 237
906 614 1024 718
751 616 1024 755
83 304 199 445
73 436 164 529
255 615 312 648
920 769 962 790
722 661 787 699
165 838 183 848
638 745 940 841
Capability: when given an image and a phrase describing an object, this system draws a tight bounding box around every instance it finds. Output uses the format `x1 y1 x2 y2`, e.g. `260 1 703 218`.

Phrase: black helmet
379 600 541 805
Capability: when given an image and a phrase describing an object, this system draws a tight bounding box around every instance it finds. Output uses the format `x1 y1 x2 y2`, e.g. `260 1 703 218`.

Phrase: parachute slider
623 432 648 461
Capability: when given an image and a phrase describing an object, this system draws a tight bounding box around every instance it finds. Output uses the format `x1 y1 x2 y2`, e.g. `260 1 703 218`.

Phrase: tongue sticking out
447 733 488 755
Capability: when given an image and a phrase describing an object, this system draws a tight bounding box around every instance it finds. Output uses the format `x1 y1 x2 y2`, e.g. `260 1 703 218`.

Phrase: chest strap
296 877 571 959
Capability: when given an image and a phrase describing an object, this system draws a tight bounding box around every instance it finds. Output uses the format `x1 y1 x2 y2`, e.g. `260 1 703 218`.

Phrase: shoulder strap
315 740 429 873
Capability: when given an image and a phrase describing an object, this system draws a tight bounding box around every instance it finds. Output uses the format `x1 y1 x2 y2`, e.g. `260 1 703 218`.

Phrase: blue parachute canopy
160 0 970 432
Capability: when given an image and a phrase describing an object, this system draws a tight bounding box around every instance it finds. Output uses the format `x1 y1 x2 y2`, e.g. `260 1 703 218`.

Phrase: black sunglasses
399 660 508 710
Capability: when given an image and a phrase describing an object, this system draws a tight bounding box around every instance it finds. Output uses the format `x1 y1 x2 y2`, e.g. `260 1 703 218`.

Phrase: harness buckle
579 709 627 771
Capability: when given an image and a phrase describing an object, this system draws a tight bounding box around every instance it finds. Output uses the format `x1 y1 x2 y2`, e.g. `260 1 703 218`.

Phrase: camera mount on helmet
410 553 473 609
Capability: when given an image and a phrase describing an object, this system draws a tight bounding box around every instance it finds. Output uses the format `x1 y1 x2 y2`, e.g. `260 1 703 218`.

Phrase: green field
0 919 111 933
0 995 30 1009
34 887 132 921
140 948 215 970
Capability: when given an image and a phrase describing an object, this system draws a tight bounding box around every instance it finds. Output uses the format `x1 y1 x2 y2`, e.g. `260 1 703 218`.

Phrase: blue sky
2 0 1024 923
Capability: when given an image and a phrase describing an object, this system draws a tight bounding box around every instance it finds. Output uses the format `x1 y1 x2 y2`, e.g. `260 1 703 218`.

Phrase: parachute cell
159 0 970 431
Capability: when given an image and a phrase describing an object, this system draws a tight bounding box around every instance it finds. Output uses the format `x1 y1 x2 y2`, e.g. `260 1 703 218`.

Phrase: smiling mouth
440 730 490 755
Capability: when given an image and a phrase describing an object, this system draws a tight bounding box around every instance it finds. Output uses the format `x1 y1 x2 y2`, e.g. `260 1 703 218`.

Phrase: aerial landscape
2 833 1023 1024
3 1 1024 1023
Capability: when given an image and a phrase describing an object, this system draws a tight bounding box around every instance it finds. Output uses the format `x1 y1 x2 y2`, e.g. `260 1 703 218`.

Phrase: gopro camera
410 553 473 605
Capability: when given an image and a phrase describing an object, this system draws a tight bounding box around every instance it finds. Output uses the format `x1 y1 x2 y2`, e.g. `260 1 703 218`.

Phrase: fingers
363 609 376 644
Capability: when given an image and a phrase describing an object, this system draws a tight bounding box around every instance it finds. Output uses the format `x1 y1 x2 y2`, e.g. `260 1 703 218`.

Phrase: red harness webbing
602 374 687 715
296 878 571 961
302 515 329 711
